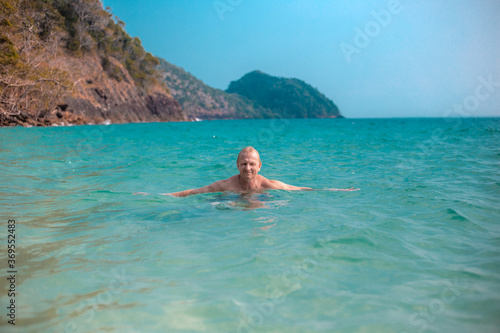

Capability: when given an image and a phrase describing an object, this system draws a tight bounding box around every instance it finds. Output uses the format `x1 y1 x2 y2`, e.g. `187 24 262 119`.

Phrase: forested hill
158 61 343 120
0 0 185 126
226 71 342 119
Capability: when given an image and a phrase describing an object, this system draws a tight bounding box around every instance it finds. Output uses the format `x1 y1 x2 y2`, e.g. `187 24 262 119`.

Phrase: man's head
237 146 262 181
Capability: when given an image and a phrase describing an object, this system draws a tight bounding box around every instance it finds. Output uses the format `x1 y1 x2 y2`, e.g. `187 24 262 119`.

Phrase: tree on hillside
71 0 108 51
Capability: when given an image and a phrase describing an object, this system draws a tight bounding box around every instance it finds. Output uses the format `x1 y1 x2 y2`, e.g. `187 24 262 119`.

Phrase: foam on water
1 118 499 332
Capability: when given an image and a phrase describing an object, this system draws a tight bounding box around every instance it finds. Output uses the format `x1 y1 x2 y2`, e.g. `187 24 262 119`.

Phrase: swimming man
166 146 358 197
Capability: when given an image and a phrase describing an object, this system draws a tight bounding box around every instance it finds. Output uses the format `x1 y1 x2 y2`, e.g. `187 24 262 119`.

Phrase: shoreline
0 113 345 128
2 114 499 128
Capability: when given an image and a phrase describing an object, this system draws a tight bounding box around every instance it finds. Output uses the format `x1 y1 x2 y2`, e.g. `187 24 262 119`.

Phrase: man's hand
162 190 193 197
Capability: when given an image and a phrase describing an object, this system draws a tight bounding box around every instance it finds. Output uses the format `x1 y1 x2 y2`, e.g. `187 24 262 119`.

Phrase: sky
101 0 500 118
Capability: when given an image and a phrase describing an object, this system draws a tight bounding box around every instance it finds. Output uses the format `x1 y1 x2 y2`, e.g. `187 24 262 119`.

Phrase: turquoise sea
1 117 499 333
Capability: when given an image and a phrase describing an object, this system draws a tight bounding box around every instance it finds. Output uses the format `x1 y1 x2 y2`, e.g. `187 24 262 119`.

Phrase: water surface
1 118 499 332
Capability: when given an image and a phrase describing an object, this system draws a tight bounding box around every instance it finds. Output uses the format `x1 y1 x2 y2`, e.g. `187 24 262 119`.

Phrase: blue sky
102 0 500 118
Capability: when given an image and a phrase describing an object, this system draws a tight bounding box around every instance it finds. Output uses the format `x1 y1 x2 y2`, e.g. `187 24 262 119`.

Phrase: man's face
237 151 262 181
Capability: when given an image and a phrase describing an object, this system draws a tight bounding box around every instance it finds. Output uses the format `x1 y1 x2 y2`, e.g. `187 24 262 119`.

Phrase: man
166 146 358 197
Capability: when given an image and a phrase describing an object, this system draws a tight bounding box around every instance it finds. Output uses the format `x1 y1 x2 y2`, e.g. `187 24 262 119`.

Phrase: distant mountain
226 70 342 119
158 61 343 120
158 59 274 120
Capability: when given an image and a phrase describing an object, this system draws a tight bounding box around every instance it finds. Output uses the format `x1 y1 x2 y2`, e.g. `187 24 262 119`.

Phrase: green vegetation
0 0 14 14
101 56 125 82
0 35 18 65
226 71 342 119
0 18 12 27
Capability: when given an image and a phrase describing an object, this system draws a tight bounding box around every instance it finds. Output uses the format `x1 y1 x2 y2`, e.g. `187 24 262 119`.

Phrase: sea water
0 118 499 333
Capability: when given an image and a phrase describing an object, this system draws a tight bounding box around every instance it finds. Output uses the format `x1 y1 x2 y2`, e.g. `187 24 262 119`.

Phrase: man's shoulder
224 175 239 183
214 175 239 190
258 175 280 188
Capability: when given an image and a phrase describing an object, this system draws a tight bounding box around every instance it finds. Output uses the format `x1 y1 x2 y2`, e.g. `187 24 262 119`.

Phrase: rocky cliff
0 0 185 127
56 55 185 126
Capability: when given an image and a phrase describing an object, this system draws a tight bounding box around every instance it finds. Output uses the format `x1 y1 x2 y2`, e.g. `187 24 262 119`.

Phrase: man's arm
267 180 313 191
163 180 224 197
267 180 359 192
327 187 359 191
